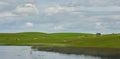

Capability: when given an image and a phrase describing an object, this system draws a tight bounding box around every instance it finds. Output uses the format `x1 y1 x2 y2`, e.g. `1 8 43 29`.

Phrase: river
0 46 119 59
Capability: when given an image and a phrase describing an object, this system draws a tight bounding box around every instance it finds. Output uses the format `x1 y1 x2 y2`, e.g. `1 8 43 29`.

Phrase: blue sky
0 0 120 33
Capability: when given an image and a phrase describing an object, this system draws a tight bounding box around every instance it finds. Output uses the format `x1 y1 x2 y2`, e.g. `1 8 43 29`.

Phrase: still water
0 46 102 59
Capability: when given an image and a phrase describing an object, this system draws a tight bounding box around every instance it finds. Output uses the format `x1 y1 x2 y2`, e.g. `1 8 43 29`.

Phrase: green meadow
0 32 120 48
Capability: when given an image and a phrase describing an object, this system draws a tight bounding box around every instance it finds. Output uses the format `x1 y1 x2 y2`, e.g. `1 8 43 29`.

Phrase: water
0 46 115 59
32 51 101 59
0 46 33 59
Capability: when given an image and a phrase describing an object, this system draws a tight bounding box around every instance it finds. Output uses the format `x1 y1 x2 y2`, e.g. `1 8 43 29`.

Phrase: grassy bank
0 32 120 48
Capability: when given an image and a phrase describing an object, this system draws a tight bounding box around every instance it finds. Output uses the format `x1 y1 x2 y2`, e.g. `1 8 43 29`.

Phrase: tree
96 33 101 36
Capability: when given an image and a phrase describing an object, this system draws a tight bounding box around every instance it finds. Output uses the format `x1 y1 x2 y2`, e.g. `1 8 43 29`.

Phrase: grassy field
0 32 120 48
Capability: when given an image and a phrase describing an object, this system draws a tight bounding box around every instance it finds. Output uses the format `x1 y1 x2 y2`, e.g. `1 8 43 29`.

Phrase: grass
0 32 120 48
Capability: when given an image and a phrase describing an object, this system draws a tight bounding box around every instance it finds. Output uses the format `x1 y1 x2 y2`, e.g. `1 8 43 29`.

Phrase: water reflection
0 46 119 59
0 46 101 59
0 46 33 59
32 51 101 59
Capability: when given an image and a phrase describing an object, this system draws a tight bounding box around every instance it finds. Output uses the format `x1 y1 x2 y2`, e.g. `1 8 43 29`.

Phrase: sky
0 0 120 34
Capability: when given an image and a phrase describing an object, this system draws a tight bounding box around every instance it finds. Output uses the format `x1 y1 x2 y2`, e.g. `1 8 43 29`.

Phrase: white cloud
45 6 74 15
0 1 8 6
95 22 105 30
94 22 108 33
91 15 120 20
53 25 64 30
73 6 120 12
0 12 17 17
15 3 39 16
25 22 34 27
108 15 120 19
64 0 120 7
45 6 64 15
95 22 102 27
0 1 9 10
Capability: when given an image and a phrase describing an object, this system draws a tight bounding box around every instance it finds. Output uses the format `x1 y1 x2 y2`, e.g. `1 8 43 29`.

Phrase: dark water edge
32 46 120 59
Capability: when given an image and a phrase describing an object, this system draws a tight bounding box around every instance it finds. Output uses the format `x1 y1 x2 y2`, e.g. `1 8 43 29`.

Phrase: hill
0 32 120 48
